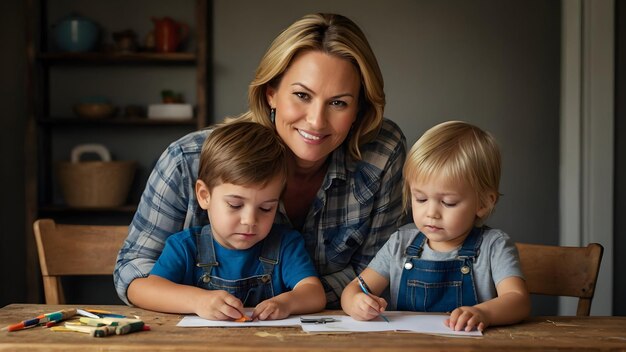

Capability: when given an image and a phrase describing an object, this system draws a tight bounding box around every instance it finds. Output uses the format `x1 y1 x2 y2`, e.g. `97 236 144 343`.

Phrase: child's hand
445 306 488 332
348 292 388 321
251 298 289 320
194 290 245 321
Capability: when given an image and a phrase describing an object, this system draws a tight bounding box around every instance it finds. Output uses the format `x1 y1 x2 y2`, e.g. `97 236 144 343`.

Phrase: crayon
116 321 145 335
45 309 77 323
6 317 40 332
76 309 100 319
234 315 253 323
94 317 139 327
84 309 128 319
92 325 117 338
3 308 77 332
64 323 98 334
79 317 110 327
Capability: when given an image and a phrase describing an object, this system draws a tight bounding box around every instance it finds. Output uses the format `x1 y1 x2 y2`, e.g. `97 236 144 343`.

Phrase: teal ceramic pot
54 14 99 52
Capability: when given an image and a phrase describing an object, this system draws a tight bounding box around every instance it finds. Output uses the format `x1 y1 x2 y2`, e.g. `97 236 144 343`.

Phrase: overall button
404 262 413 270
261 275 271 283
460 266 470 274
202 275 211 283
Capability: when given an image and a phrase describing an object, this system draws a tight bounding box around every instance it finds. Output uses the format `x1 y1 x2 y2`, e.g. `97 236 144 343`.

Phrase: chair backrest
33 218 128 304
515 242 603 316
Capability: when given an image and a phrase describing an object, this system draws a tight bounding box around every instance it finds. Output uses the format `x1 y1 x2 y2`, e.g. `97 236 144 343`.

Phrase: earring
270 108 276 124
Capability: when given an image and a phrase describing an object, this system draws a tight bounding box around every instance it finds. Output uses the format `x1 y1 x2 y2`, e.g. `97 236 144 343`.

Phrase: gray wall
213 1 561 314
10 0 623 316
615 0 626 316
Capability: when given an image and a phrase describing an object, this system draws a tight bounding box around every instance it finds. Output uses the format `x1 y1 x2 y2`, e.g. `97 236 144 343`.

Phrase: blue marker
357 275 390 323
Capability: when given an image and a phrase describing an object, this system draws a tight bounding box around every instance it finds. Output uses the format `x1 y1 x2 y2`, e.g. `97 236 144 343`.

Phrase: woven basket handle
71 144 111 163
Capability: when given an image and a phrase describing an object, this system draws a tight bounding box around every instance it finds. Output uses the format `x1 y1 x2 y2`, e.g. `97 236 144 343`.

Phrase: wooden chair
33 218 128 304
516 242 603 316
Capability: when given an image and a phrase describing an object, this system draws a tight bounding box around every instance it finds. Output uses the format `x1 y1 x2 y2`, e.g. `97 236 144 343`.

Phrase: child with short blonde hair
341 121 530 331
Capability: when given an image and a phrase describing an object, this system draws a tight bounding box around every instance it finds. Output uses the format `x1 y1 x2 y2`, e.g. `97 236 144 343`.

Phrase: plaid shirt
114 118 407 308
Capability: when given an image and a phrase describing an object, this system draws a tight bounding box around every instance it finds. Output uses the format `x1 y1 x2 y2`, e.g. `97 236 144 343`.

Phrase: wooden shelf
24 0 210 302
39 117 198 126
39 204 138 214
39 52 196 64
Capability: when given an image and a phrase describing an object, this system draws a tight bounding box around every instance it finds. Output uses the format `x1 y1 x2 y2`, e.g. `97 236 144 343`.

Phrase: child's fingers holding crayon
220 294 246 320
195 290 245 321
234 315 252 322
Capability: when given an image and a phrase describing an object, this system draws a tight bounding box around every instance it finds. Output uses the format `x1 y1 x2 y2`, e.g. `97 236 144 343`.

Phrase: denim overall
194 226 281 306
397 227 482 312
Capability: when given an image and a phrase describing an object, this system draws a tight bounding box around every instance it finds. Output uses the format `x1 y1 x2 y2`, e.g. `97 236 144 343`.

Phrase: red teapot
151 17 189 53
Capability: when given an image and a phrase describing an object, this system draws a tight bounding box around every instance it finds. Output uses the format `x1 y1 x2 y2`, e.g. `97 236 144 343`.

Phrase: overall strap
404 232 427 258
195 226 218 282
457 227 484 260
258 226 282 279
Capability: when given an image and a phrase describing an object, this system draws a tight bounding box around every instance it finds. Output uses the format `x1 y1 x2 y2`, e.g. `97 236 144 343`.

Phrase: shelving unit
24 0 211 302
40 52 197 62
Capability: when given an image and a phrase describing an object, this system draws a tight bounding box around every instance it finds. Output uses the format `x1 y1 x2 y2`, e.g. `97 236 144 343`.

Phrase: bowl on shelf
53 14 100 52
73 103 116 119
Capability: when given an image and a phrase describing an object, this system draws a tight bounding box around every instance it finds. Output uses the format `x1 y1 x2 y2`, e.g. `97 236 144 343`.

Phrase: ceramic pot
151 17 189 53
54 14 99 52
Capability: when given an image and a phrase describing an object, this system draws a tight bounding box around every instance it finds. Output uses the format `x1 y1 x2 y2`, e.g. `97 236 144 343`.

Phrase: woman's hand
194 290 245 321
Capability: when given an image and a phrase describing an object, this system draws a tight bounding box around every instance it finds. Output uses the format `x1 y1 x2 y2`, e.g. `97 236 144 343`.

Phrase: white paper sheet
176 308 302 327
177 310 482 337
300 311 482 337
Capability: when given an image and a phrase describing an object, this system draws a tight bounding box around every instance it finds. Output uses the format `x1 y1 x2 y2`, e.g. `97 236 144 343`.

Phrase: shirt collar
324 142 352 188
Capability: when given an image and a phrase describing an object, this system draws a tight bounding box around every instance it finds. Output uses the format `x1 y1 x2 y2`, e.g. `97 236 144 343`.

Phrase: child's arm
251 276 325 320
446 276 530 331
128 275 246 320
341 268 389 321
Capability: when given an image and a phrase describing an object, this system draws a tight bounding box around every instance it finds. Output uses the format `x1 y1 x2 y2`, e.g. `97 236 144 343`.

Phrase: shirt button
404 262 413 270
346 237 358 247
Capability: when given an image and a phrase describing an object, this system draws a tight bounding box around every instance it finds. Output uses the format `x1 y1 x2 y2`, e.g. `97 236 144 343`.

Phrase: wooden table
1 304 625 351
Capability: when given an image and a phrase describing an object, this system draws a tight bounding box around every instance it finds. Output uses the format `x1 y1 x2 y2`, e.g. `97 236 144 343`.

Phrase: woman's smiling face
266 50 361 169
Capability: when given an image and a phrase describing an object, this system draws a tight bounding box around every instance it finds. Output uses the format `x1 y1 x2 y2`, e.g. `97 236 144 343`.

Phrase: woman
115 13 407 308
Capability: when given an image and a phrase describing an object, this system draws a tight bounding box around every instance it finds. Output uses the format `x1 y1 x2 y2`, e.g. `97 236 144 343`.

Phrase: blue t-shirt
150 225 318 295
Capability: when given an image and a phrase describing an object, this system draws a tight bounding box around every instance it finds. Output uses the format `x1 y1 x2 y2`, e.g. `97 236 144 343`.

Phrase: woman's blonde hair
403 121 501 219
198 121 288 190
232 13 385 160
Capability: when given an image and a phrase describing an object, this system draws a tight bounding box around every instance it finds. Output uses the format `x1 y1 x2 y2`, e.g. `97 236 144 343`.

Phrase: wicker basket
57 144 136 208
